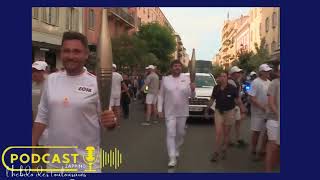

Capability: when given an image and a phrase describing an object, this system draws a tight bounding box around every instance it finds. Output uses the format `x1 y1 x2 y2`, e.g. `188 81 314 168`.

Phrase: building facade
259 7 280 58
32 7 83 71
81 8 138 72
217 15 249 68
213 7 280 69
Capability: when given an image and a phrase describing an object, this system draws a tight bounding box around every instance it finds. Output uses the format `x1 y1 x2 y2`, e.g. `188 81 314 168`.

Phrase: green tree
136 22 176 72
212 64 225 77
111 34 148 73
249 38 270 72
232 50 254 73
233 38 270 73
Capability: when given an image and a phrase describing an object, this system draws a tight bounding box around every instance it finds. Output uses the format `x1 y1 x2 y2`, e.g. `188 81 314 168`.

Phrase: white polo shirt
111 72 123 98
158 74 195 118
35 69 101 172
248 77 271 117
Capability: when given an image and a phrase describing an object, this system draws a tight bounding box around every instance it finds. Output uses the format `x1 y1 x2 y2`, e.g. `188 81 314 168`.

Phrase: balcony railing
108 8 135 28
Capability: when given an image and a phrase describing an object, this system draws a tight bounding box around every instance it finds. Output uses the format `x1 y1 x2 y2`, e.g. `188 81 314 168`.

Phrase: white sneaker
168 157 177 167
141 121 151 126
175 151 180 158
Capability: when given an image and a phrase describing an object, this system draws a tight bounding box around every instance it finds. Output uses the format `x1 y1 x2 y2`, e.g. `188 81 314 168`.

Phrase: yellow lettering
70 154 79 164
20 153 30 164
62 154 70 164
10 154 18 163
32 153 41 164
42 154 49 164
51 154 61 164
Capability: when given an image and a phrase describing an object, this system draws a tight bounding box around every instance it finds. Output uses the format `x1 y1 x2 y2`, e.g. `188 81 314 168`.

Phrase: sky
161 7 251 61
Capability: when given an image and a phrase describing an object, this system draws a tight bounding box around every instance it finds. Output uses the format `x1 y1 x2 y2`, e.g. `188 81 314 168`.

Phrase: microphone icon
83 146 97 172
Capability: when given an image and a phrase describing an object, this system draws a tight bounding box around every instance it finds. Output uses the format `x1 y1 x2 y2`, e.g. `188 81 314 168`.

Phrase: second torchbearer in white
158 60 196 168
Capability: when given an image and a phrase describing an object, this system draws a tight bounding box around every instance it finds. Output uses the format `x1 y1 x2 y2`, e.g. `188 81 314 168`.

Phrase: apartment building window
148 9 150 19
66 8 79 31
88 9 95 30
272 12 277 28
265 17 270 33
42 8 59 26
271 41 277 52
32 8 39 19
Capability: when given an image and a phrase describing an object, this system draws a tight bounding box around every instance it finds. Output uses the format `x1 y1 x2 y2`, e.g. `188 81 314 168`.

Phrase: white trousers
165 116 187 158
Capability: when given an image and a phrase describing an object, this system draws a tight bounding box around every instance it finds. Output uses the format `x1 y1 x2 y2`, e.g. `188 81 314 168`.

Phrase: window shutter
42 8 47 23
66 8 70 30
55 8 59 26
75 9 79 31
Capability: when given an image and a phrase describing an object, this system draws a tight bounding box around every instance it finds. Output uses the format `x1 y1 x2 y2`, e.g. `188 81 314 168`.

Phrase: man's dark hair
170 60 183 68
61 31 88 49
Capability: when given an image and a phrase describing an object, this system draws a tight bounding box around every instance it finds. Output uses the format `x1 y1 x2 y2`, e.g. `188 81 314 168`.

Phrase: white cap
146 65 156 70
250 71 257 76
112 64 116 69
259 64 272 72
32 61 47 71
229 66 243 74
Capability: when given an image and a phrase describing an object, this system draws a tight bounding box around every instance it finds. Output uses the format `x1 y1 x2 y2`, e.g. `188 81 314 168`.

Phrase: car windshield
195 75 215 88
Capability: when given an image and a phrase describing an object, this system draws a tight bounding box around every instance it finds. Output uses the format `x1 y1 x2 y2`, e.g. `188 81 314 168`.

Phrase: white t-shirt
111 72 123 98
158 74 195 118
35 70 101 172
248 77 271 117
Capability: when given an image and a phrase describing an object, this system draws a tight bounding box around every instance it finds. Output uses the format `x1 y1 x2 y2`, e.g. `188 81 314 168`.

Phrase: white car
185 73 217 120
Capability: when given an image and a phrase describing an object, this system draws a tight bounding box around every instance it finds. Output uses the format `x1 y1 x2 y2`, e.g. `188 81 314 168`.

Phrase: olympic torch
96 8 113 112
190 48 196 83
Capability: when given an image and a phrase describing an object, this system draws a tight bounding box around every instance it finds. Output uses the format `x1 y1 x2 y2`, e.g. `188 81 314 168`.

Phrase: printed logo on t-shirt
76 85 93 94
63 97 69 106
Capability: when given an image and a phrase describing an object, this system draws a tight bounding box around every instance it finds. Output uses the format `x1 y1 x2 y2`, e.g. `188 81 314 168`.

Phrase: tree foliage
232 38 270 73
110 22 177 74
112 34 148 71
212 64 225 77
136 22 176 70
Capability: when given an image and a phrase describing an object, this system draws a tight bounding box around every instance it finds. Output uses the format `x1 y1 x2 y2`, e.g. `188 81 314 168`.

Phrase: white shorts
266 120 279 141
234 106 241 121
146 94 157 105
276 123 280 145
110 97 120 107
251 114 267 131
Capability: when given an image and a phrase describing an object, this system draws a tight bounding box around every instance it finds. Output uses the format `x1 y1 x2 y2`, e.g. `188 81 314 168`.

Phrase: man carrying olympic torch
32 9 116 172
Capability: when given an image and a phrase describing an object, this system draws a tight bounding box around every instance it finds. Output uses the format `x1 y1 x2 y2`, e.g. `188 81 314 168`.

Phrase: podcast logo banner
1 146 123 173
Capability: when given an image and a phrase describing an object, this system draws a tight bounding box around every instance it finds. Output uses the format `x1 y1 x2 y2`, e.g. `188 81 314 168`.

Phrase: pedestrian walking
248 64 272 161
121 74 131 119
228 66 248 148
32 61 48 146
32 31 117 172
265 64 280 171
207 72 245 162
158 60 196 167
133 76 139 100
141 65 160 125
110 64 126 122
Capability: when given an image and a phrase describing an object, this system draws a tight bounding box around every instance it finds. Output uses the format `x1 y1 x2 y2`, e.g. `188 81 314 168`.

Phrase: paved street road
101 100 279 173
